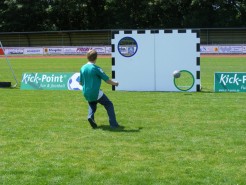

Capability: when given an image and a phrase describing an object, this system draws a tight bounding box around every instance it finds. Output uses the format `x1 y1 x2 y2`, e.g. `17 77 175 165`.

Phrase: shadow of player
96 125 143 133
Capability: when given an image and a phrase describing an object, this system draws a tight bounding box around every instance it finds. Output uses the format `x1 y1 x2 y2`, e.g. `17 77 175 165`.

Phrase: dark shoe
88 118 97 129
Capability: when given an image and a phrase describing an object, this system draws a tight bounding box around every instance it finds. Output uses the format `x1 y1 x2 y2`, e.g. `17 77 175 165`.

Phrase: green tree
0 0 245 31
0 0 50 31
48 0 107 30
182 0 246 27
214 0 246 27
104 0 153 29
144 0 192 28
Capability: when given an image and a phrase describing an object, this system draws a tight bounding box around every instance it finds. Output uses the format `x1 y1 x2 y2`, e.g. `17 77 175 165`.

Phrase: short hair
87 49 97 61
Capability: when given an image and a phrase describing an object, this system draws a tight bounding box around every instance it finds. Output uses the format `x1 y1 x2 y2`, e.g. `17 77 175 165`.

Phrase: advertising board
21 72 82 90
214 72 246 92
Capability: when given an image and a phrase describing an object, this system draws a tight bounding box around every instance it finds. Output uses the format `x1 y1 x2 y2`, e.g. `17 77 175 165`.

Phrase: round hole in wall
118 37 138 57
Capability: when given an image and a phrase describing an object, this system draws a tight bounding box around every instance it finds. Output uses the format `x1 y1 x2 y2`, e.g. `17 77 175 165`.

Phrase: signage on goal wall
214 72 246 92
21 72 82 90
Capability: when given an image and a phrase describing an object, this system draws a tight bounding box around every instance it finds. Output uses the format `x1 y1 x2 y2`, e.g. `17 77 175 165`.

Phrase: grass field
0 56 246 185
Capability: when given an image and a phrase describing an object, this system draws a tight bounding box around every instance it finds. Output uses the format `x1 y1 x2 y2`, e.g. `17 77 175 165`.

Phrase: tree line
0 0 245 32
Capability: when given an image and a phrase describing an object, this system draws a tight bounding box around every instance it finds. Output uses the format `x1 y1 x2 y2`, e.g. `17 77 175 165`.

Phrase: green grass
0 56 246 185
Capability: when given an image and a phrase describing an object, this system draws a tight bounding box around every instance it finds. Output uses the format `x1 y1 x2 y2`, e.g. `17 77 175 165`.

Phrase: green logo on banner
21 72 82 90
214 72 246 92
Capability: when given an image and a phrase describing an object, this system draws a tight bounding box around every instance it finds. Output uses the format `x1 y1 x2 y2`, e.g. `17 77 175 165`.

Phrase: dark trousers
88 94 118 128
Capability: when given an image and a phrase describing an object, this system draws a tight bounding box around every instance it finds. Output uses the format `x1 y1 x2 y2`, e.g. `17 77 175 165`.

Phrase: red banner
0 48 4 55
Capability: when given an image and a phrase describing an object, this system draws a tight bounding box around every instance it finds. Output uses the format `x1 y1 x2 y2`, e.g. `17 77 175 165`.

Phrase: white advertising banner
243 46 246 53
24 48 43 55
63 47 78 54
74 46 106 54
200 45 219 54
201 45 246 54
4 48 24 55
218 45 243 53
44 48 64 55
44 46 110 55
3 45 246 56
105 46 111 54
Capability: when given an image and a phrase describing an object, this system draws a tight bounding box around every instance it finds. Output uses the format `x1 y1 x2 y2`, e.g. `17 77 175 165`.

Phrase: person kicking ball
80 49 120 129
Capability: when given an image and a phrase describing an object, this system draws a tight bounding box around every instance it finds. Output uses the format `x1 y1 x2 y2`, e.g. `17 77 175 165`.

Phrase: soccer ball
67 73 82 90
173 70 181 78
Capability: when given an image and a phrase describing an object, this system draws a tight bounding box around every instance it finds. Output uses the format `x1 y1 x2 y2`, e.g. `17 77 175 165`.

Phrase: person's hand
106 79 119 86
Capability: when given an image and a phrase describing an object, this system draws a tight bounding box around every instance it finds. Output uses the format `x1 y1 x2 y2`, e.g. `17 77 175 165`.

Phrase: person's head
87 49 97 62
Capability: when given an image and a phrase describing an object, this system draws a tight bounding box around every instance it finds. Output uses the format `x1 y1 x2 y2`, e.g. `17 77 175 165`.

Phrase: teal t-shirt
80 62 109 102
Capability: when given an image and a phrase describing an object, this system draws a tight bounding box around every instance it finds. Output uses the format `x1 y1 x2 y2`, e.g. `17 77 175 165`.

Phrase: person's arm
95 66 119 86
106 79 119 86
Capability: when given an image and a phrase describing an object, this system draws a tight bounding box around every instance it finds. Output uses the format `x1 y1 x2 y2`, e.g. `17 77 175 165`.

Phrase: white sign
201 45 246 54
44 46 110 55
200 45 218 53
45 48 64 54
24 48 43 55
4 48 24 55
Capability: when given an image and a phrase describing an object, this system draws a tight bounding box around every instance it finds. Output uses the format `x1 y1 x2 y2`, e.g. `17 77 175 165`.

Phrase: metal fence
0 28 246 47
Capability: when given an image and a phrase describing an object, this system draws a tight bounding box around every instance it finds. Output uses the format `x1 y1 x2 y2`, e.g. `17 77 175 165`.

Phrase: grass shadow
96 125 143 133
199 90 214 93
199 87 214 93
